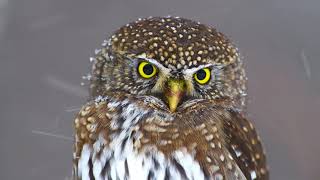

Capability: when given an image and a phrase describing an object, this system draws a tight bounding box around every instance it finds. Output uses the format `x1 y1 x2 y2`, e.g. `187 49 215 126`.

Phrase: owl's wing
73 99 115 180
223 110 269 180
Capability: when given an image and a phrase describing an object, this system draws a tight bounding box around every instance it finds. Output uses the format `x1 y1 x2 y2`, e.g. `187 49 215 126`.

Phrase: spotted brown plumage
73 16 268 180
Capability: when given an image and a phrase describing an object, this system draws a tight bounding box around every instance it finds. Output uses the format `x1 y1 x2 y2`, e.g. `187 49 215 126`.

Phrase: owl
73 17 268 180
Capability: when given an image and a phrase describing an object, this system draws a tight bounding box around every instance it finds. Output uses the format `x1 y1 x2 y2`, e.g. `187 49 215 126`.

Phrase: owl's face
91 17 247 112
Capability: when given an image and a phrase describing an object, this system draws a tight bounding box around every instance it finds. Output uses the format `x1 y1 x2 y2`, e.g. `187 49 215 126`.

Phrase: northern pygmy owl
73 17 268 180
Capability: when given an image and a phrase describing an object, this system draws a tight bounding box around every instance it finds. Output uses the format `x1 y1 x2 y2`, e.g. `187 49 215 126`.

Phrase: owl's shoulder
221 110 269 180
73 100 108 158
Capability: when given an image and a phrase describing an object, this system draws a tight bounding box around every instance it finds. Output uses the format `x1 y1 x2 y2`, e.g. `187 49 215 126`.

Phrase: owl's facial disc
137 56 217 112
136 56 187 112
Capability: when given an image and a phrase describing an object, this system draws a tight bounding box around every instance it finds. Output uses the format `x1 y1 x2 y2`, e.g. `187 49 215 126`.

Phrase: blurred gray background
1 0 320 179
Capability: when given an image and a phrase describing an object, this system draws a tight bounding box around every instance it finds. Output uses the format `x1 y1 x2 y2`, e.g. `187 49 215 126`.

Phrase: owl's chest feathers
87 127 207 180
76 96 245 180
78 97 232 180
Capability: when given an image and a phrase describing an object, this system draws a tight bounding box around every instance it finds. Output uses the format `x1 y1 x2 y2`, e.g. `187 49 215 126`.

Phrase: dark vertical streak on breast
172 158 188 179
164 167 171 180
101 157 112 180
121 136 128 152
152 156 160 170
147 170 155 180
88 158 95 180
125 158 130 178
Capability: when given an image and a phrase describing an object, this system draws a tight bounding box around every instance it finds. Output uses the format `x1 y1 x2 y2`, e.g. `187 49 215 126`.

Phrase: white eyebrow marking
183 64 226 81
183 64 213 75
136 55 171 74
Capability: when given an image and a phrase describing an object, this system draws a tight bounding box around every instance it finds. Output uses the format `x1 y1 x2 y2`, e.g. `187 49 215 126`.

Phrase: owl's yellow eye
138 61 157 79
194 68 211 84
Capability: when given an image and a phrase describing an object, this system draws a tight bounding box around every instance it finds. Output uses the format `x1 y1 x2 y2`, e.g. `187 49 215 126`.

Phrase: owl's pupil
197 70 206 80
143 64 154 75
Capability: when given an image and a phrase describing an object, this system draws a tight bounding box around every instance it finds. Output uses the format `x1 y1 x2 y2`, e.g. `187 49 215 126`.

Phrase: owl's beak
164 79 186 112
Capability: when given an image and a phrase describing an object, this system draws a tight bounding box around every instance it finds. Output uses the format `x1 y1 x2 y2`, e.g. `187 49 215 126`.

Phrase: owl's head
90 17 247 112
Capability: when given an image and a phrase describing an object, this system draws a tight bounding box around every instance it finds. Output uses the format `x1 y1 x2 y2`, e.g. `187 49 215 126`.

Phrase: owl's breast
77 134 209 180
75 95 209 180
74 95 266 180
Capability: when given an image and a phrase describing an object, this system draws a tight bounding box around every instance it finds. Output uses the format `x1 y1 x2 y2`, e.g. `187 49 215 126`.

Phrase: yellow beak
165 79 185 112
